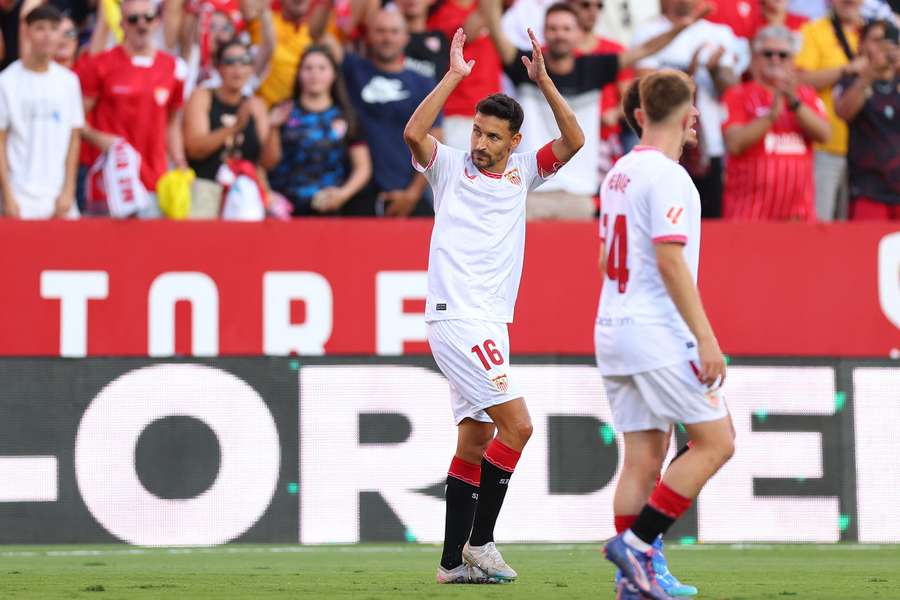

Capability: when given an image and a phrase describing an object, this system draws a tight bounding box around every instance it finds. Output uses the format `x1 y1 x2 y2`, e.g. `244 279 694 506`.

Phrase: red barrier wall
1 220 898 357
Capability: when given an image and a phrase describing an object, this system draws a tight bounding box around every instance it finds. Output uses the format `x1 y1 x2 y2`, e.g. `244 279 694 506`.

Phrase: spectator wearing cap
794 0 866 221
263 45 370 215
631 0 748 219
0 5 83 219
77 0 188 215
835 19 900 219
722 25 830 221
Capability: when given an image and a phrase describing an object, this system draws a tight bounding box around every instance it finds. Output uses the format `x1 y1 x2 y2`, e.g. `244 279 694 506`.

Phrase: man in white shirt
0 4 83 219
631 0 748 218
404 27 583 584
597 70 735 600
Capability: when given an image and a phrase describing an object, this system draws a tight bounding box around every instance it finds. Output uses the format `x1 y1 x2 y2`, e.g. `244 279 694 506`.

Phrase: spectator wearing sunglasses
835 19 900 220
183 39 269 215
53 14 79 68
721 25 830 221
0 4 84 219
76 0 188 215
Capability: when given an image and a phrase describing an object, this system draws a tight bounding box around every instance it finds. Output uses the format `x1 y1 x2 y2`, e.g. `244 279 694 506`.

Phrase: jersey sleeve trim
536 141 564 178
411 140 439 173
652 235 688 245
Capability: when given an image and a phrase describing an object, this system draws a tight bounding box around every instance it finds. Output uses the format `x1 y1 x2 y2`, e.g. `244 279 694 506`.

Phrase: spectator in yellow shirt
795 0 867 221
249 0 330 106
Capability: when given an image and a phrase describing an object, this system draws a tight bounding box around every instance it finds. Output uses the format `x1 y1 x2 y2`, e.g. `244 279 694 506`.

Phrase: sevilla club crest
154 87 171 107
491 374 509 393
504 168 521 186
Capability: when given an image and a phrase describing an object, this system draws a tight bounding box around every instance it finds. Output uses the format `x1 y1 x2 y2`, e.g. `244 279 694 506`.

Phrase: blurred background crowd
0 0 897 221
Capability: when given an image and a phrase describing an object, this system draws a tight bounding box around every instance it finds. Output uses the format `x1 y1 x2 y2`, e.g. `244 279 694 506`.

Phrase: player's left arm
617 2 711 70
403 28 472 168
522 28 584 163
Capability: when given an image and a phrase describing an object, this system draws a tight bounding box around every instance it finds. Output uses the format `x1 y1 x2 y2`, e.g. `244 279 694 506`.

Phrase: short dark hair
862 19 899 44
545 2 579 21
25 4 63 25
639 69 694 124
622 77 642 137
475 94 524 133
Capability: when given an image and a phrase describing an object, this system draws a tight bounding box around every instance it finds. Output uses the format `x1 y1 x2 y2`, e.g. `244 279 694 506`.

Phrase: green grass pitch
1 543 898 599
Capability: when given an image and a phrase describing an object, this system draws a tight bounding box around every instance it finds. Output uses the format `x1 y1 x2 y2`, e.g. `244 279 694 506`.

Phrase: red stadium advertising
0 220 899 358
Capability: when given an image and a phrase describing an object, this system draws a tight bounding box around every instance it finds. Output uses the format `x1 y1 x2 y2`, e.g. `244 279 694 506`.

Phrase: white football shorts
602 360 728 433
427 319 523 425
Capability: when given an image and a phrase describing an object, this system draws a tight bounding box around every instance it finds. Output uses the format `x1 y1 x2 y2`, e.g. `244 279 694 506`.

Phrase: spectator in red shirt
707 0 807 40
427 0 502 149
753 0 808 38
722 24 831 221
77 0 188 215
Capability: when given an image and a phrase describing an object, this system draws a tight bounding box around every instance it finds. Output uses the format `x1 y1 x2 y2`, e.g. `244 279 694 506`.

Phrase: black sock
667 443 691 468
630 504 676 545
468 460 513 546
440 475 479 569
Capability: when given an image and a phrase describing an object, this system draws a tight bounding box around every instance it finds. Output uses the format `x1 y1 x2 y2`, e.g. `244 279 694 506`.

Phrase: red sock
448 456 481 487
647 482 692 519
614 515 638 534
483 438 521 472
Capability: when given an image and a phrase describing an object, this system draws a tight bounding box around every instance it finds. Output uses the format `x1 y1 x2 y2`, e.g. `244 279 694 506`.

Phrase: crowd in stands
0 0 897 221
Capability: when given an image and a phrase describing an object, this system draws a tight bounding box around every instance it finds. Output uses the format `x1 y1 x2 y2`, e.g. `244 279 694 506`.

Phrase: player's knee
625 453 664 481
515 419 534 445
718 436 736 465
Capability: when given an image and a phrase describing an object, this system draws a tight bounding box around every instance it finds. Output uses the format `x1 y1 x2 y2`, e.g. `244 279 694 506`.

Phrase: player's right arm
403 28 473 168
656 243 725 386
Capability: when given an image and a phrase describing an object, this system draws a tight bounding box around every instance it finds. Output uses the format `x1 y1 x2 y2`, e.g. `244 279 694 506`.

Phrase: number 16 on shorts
427 320 519 414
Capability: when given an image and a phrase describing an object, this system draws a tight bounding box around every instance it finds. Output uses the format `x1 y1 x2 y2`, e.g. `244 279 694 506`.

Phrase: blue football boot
603 534 673 600
652 537 698 597
615 577 644 600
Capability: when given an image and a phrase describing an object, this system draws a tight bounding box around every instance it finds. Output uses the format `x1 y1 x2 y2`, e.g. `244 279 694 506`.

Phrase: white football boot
462 542 518 581
435 563 500 584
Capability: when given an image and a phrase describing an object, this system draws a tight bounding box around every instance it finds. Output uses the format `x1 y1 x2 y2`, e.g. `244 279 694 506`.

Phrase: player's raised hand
449 28 475 77
698 336 726 388
521 28 548 83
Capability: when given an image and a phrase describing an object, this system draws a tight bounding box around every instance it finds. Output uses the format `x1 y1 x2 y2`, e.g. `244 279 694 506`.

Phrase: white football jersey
416 141 557 323
595 146 702 375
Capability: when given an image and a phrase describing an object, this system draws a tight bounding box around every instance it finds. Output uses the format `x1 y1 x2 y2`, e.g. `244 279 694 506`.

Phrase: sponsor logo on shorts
491 374 509 393
436 303 447 311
